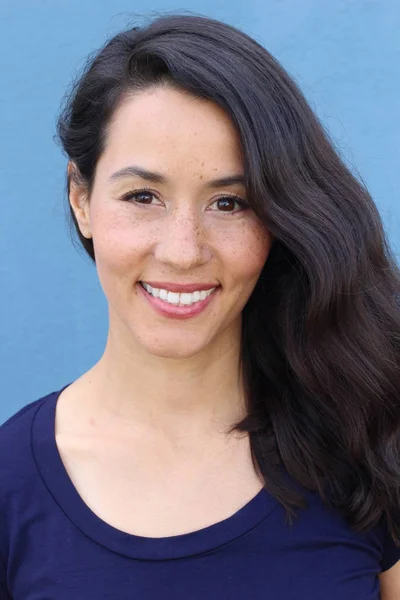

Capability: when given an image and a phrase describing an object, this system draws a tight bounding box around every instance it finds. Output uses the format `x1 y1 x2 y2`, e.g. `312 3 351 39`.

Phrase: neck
86 317 247 441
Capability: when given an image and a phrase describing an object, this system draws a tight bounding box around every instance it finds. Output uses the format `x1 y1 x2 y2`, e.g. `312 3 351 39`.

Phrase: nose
154 207 211 270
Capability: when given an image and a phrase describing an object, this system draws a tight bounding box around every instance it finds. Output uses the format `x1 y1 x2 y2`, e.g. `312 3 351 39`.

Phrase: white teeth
141 283 216 306
167 292 180 304
180 293 193 305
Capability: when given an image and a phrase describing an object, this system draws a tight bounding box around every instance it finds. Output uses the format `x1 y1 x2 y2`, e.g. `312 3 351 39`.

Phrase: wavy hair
56 13 400 543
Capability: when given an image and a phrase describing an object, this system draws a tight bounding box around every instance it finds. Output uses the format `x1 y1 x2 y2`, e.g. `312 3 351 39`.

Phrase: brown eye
209 196 248 213
132 192 154 204
217 198 236 211
120 189 159 204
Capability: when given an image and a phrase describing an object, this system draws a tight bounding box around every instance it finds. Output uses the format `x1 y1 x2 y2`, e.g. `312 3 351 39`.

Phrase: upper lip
140 281 219 293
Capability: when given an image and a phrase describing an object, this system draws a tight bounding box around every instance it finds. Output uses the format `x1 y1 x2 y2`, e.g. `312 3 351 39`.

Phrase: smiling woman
67 86 271 358
0 12 400 600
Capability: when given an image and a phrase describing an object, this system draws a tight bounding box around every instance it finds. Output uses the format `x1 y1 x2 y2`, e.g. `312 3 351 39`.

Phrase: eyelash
119 188 249 213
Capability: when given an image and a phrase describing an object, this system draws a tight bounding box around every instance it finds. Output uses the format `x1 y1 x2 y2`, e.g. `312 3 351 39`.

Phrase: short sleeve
380 516 400 572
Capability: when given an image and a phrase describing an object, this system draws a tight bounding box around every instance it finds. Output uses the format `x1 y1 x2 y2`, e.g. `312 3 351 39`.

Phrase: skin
68 84 273 442
58 84 273 537
379 562 400 599
66 87 400 582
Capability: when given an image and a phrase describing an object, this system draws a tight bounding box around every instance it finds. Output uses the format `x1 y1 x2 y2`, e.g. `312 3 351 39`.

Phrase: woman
0 13 399 599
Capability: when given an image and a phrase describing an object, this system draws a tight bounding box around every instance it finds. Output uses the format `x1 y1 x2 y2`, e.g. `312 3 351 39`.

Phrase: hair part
56 13 400 544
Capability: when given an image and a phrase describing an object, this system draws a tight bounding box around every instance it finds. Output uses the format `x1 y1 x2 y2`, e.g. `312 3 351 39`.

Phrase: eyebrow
107 165 245 189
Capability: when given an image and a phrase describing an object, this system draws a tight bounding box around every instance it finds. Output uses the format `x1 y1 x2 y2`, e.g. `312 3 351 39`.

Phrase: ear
68 162 92 239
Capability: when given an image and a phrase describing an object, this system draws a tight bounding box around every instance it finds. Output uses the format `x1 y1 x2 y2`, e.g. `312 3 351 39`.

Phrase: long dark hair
56 13 400 543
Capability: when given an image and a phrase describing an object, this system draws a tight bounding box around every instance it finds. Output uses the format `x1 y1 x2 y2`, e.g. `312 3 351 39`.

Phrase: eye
120 188 162 205
208 195 249 213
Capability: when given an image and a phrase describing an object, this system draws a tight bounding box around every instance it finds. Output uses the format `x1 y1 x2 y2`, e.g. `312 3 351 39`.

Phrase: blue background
1 0 399 423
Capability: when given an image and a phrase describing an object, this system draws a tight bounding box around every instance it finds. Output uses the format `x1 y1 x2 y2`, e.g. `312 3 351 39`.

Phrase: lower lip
137 283 219 319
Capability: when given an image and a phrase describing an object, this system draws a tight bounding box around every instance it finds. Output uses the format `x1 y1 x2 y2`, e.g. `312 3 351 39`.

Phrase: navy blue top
0 386 399 599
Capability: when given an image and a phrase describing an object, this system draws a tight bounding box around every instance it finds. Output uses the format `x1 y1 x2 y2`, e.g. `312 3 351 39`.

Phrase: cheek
220 221 272 283
90 207 153 273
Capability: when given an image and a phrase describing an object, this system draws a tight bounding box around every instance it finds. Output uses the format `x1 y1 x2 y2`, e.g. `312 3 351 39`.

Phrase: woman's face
71 86 273 358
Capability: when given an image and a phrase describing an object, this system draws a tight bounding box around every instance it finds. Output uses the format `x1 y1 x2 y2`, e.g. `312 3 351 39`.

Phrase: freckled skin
73 86 273 359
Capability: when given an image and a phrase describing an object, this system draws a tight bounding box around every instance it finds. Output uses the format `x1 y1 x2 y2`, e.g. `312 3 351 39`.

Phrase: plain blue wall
1 0 399 423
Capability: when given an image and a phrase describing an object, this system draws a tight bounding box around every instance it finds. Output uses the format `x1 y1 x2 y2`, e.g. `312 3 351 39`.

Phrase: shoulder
0 395 46 430
0 389 62 489
286 472 400 578
0 389 64 582
0 392 49 438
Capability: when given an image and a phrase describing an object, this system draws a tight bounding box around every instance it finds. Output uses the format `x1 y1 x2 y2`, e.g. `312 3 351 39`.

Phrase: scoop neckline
31 385 280 560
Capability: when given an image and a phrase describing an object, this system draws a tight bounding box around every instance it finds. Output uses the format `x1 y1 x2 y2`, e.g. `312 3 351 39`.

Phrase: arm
379 560 400 600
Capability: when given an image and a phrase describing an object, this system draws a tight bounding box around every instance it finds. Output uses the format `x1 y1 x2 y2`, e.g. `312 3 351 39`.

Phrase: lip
137 282 219 319
140 281 219 293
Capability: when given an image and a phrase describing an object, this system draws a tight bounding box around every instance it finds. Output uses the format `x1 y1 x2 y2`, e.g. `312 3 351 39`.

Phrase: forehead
99 86 244 177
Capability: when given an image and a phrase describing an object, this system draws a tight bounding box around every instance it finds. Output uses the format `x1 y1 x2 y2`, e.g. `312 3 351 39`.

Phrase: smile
140 282 216 307
138 281 219 319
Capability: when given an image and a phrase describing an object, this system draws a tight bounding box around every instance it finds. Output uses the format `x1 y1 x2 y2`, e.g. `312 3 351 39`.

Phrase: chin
137 332 211 360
